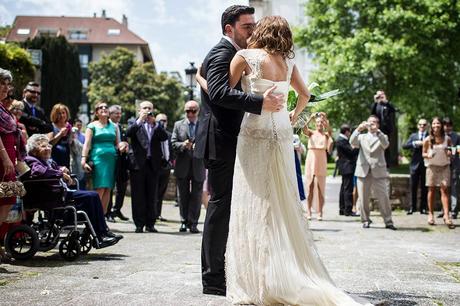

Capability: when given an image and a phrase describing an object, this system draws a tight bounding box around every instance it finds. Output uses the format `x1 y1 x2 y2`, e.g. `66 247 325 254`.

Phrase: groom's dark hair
221 5 255 34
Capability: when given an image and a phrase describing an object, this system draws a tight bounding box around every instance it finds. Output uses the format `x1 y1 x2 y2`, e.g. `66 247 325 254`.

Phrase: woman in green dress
81 101 120 214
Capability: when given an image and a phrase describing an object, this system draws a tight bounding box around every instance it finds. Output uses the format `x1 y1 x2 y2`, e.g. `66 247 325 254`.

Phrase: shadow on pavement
9 252 127 267
363 290 429 305
311 228 342 232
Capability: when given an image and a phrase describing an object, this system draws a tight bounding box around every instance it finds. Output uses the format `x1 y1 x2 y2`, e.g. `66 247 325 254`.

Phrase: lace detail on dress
236 49 267 79
226 48 371 306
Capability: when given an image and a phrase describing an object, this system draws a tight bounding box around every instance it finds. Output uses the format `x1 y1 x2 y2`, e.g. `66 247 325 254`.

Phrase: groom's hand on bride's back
262 86 284 112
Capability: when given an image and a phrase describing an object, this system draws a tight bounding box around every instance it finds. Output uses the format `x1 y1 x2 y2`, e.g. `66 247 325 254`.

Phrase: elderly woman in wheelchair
23 134 123 251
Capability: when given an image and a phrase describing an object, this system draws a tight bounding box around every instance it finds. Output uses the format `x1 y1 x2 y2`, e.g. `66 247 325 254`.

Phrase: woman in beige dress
422 116 455 229
303 112 333 220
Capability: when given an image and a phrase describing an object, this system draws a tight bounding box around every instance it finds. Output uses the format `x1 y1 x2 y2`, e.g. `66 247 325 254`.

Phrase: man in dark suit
155 113 174 222
336 124 359 216
402 118 428 215
195 5 284 296
172 101 206 233
19 82 52 135
371 90 396 166
127 101 168 233
107 105 130 222
443 117 460 219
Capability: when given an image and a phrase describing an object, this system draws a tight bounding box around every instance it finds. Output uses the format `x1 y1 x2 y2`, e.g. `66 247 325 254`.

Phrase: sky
0 0 247 77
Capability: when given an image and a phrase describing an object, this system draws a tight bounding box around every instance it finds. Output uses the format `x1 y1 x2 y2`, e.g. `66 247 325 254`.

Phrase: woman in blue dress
81 101 119 214
47 103 72 168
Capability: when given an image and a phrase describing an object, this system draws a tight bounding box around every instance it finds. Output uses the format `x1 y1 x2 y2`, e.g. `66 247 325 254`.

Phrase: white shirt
222 35 242 51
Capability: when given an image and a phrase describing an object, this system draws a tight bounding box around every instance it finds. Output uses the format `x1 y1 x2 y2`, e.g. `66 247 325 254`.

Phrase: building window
79 54 89 68
38 28 58 37
69 30 88 40
17 28 30 35
82 79 88 89
107 28 121 36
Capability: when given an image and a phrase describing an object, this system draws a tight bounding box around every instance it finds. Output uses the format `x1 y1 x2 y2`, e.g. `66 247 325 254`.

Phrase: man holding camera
350 115 396 230
171 100 206 233
371 90 396 167
127 101 168 233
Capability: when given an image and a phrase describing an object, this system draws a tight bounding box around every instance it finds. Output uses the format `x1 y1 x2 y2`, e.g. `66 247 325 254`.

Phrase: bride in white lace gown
224 16 372 306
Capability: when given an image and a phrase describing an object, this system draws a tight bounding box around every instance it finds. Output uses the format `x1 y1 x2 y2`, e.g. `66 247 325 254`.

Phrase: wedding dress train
225 49 372 306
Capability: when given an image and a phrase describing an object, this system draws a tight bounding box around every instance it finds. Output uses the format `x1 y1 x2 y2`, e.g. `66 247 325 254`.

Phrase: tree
0 43 35 98
88 47 184 123
0 25 11 39
295 0 460 130
22 36 82 118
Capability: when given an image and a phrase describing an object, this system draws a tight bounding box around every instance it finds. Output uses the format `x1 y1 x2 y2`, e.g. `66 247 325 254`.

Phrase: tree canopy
22 36 82 117
295 0 460 131
0 43 35 98
88 47 184 124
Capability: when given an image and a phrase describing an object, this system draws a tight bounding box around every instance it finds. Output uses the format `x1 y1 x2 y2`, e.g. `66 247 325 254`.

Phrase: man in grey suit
172 100 206 233
350 115 397 230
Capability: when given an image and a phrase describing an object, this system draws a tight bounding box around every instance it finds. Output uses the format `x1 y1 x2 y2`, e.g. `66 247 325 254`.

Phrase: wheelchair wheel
78 229 92 255
59 231 80 261
37 224 60 252
4 225 39 260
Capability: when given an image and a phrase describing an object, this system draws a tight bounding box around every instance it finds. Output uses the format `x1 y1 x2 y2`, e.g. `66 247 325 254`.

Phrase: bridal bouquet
288 83 342 129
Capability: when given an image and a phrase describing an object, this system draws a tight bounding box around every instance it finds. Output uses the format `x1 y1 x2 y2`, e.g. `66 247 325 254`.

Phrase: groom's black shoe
203 287 226 296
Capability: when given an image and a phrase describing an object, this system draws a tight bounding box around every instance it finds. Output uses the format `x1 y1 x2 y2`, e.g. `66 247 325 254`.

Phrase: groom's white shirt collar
223 35 242 51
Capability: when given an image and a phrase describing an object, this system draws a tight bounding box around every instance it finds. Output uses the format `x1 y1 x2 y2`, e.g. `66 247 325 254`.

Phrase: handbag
0 175 27 198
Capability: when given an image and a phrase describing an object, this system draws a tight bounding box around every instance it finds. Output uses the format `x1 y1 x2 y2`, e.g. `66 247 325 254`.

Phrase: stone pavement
0 177 459 306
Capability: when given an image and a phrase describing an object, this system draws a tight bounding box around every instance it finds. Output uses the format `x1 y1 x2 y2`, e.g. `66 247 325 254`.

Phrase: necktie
31 105 36 117
189 122 195 140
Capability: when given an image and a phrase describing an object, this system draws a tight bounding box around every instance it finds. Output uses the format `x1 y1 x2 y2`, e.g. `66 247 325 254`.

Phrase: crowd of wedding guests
0 67 210 263
0 67 457 263
303 90 457 230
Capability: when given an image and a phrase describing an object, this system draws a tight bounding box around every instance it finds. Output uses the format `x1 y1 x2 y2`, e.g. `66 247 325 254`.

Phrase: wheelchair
3 176 108 261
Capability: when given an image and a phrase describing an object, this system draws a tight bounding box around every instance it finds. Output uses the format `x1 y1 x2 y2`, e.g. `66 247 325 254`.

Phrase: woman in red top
0 68 26 261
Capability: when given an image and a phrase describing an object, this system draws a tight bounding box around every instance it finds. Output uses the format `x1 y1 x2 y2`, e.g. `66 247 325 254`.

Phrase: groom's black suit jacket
194 38 264 162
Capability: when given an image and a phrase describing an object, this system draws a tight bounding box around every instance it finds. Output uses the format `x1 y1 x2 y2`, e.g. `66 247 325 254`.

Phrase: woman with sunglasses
81 102 120 215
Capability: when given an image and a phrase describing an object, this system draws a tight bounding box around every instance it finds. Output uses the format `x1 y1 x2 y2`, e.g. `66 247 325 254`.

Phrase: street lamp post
185 62 198 100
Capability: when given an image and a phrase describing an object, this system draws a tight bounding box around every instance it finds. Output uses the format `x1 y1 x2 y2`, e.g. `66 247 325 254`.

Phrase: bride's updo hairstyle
247 16 294 59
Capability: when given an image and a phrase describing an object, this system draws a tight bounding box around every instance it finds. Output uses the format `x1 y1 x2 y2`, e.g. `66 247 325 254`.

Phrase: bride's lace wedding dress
225 49 371 306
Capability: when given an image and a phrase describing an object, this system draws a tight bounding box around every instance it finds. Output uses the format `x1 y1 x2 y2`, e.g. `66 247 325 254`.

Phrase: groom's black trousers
201 158 235 289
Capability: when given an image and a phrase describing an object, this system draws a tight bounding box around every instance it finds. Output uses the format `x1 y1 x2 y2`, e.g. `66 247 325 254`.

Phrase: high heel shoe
444 218 456 229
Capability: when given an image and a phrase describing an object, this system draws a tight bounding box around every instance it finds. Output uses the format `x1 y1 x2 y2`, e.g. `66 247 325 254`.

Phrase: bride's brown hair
247 16 294 59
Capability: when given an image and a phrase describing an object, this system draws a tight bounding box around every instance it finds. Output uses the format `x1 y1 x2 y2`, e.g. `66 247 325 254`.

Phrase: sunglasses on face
186 109 198 114
97 105 108 110
160 119 167 123
418 124 426 126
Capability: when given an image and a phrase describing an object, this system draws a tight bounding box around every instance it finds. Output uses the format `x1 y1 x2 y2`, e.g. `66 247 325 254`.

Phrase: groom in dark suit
195 5 284 296
127 101 168 233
